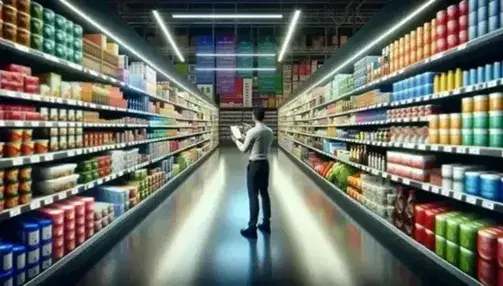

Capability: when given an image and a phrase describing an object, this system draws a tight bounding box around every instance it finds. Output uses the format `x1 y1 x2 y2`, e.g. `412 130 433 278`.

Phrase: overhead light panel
153 10 185 63
196 67 276 72
285 0 437 109
278 10 301 62
172 14 283 19
196 53 276 57
57 1 216 109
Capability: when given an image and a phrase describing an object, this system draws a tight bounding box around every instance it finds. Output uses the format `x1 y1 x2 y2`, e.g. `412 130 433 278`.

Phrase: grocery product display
0 1 219 285
219 108 277 143
279 0 503 284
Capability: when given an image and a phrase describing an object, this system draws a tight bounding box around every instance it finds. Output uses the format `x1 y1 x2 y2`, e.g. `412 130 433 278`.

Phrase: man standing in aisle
231 107 274 239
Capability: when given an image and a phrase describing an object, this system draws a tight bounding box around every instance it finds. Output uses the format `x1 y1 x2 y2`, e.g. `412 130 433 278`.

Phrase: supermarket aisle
77 147 425 286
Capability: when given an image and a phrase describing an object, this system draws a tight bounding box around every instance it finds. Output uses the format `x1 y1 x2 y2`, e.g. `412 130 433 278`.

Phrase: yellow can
455 68 463 89
447 70 455 91
434 74 441 93
440 73 447 91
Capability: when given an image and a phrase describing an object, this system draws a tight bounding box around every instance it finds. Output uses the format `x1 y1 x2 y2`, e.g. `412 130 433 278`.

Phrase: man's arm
233 128 255 153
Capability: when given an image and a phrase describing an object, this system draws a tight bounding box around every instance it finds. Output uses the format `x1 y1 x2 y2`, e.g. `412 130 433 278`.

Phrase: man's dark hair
253 106 265 122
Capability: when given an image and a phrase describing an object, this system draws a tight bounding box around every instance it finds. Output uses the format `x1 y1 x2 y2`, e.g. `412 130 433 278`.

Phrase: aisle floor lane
77 147 426 286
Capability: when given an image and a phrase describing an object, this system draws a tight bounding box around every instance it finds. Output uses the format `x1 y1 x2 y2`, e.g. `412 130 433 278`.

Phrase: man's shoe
240 227 257 239
258 223 271 234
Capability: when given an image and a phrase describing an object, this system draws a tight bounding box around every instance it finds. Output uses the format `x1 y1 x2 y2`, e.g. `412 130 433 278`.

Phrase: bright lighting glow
153 10 185 63
195 67 276 72
196 53 276 57
278 10 301 62
58 0 216 110
284 0 437 109
172 14 283 19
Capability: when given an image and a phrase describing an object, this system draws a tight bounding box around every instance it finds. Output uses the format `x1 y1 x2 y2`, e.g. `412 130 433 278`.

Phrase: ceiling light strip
196 67 276 72
285 0 437 109
58 0 215 109
196 53 276 57
278 10 301 62
172 14 283 19
153 10 185 63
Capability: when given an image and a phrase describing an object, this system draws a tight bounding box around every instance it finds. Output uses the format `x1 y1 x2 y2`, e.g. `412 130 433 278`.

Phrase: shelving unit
0 1 218 284
278 1 503 285
219 108 277 143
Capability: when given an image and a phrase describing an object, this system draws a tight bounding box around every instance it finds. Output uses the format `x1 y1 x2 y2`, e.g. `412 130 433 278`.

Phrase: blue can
424 84 434 95
465 171 481 195
481 174 500 200
26 263 40 280
40 240 52 258
14 269 26 286
478 66 486 83
463 70 471 86
0 270 13 286
0 243 13 272
469 25 478 40
470 68 478 84
478 20 489 36
12 245 25 272
478 6 488 21
25 245 39 266
494 62 502 79
479 0 489 7
469 0 478 11
489 0 500 17
489 15 500 32
486 64 494 81
40 256 52 271
19 221 40 247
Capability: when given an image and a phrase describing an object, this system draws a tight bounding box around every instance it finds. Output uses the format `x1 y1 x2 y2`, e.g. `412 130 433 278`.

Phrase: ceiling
107 0 391 60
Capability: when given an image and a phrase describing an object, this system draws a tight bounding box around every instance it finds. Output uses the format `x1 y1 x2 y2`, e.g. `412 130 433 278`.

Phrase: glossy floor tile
77 147 427 286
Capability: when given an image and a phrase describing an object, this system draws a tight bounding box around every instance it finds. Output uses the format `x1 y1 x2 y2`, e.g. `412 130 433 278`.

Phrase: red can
437 38 447 52
459 0 468 15
53 203 76 221
38 207 64 225
65 239 76 254
424 207 450 231
424 229 435 251
478 258 498 286
52 245 65 261
498 236 503 268
76 233 86 246
459 15 468 30
436 10 448 25
437 24 447 39
53 224 64 237
86 226 95 239
65 229 75 241
447 34 459 49
75 215 85 226
65 199 85 217
447 20 459 34
414 223 425 244
447 5 459 20
53 235 64 248
478 226 503 261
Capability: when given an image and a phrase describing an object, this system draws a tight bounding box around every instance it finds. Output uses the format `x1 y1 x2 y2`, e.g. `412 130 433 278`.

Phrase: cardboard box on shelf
84 34 108 50
197 84 214 99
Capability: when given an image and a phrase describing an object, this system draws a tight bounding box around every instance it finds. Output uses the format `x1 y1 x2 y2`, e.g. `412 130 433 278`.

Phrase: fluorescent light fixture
285 0 437 109
196 67 276 72
196 53 276 57
58 0 216 110
173 14 283 19
278 10 301 62
153 10 185 63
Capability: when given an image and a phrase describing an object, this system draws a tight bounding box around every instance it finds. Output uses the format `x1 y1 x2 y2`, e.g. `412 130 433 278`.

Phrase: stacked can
460 1 469 43
437 10 448 52
488 0 500 32
37 207 64 261
479 0 489 37
434 68 463 94
489 92 503 147
469 0 478 39
65 199 87 246
424 21 432 58
447 5 461 49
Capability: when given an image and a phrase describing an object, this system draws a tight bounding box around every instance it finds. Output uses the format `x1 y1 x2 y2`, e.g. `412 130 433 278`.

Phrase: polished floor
77 147 426 286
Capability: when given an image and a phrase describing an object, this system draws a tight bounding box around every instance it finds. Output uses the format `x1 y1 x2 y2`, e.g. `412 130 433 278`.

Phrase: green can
66 48 74 62
55 29 67 45
490 111 503 129
74 24 83 37
92 170 99 180
66 35 74 49
462 113 473 129
459 222 482 250
43 39 55 55
435 235 446 258
73 51 83 64
55 44 66 59
459 247 476 276
473 112 489 129
31 34 43 51
43 24 55 41
473 129 489 146
78 171 93 184
55 15 67 30
66 20 74 35
446 216 470 243
435 212 459 237
74 38 83 51
43 8 56 26
31 18 43 35
446 240 459 266
462 129 474 146
489 129 503 147
31 2 43 19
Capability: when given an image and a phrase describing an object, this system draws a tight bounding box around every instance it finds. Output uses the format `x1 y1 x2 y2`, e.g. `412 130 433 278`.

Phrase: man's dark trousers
247 159 271 227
